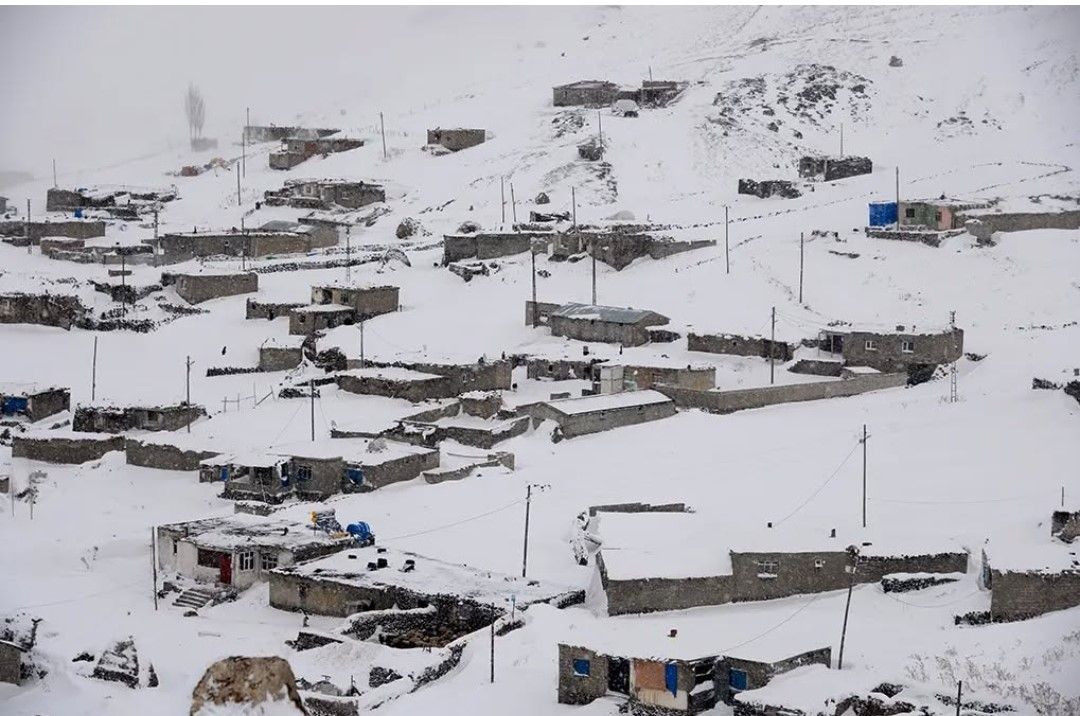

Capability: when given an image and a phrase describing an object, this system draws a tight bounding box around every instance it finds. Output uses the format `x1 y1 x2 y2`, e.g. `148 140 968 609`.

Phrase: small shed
549 303 670 347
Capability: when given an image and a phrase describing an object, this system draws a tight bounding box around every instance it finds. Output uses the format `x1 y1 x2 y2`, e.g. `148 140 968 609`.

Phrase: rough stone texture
737 179 800 199
0 386 70 422
426 128 486 152
158 229 335 263
688 333 794 362
528 397 677 439
264 180 384 211
964 209 1080 245
74 404 206 433
13 433 125 464
161 272 258 305
798 155 872 182
866 227 963 247
656 372 907 415
1052 510 1080 543
260 346 304 372
584 232 715 271
788 359 844 377
442 231 550 264
989 569 1080 621
0 642 24 685
246 298 305 320
190 656 307 715
549 310 669 348
880 573 961 593
0 219 106 243
0 292 87 330
460 391 502 418
350 360 512 396
557 644 608 705
553 81 623 107
524 356 714 391
90 637 141 689
289 306 355 335
310 285 399 319
716 649 832 704
337 372 454 402
839 328 963 373
125 438 221 472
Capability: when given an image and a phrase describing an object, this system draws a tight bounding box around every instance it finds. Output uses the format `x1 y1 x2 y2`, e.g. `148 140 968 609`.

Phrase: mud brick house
264 179 385 210
12 430 125 464
345 359 513 397
0 292 87 330
898 198 992 231
0 384 70 423
125 434 223 471
524 353 715 392
258 337 305 372
156 513 357 590
797 155 872 182
310 283 399 318
688 333 795 362
589 512 968 616
983 513 1080 622
528 390 676 440
73 402 206 433
161 270 258 304
336 367 454 402
270 135 364 170
544 303 671 347
278 438 438 498
288 304 355 335
426 128 487 152
269 545 577 619
819 324 963 373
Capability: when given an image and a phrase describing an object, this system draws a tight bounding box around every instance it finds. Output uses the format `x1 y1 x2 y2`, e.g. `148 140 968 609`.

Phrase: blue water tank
869 201 897 227
347 522 373 543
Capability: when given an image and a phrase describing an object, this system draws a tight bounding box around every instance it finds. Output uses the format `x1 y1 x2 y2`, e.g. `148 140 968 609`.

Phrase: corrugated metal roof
550 302 659 324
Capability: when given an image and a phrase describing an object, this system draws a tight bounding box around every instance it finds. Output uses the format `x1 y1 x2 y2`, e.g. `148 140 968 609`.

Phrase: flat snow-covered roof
551 302 662 325
545 389 672 416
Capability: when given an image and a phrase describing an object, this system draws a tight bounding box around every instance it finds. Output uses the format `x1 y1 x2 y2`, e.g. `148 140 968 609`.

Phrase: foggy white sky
0 5 604 180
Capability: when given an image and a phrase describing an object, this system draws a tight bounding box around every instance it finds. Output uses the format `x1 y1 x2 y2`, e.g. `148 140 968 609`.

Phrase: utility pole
724 205 730 275
345 226 352 283
380 112 387 160
500 178 506 225
243 107 249 177
309 380 316 441
861 425 868 528
521 484 533 578
597 111 603 154
837 562 856 669
839 122 844 158
185 355 193 433
895 167 900 229
120 250 127 316
510 183 518 224
490 607 496 683
531 246 538 327
236 164 241 206
151 527 159 611
52 158 57 188
571 187 577 229
359 320 365 369
91 336 99 402
25 199 30 255
955 681 962 716
798 232 805 304
591 238 597 305
949 310 958 403
152 208 159 267
770 307 776 385
648 65 653 81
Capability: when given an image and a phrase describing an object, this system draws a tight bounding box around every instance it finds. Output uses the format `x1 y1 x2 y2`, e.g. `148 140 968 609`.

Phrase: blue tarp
2 396 28 415
346 467 365 485
869 201 897 227
572 659 590 677
665 663 678 696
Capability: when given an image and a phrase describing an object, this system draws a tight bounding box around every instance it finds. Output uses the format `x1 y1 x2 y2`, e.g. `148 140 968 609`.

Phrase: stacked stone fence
964 209 1080 244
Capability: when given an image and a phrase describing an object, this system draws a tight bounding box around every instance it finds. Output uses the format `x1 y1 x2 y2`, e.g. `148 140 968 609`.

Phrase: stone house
0 383 70 423
156 223 336 263
345 359 513 397
962 205 1080 245
553 80 630 107
426 128 487 152
199 452 288 502
820 324 963 373
125 435 223 471
246 298 305 320
638 80 688 107
258 337 305 372
73 403 206 433
797 155 872 182
336 367 455 402
280 438 439 498
270 136 364 169
288 304 355 335
0 219 106 244
246 125 338 143
386 397 530 450
1052 509 1080 543
12 430 126 464
156 513 357 589
269 545 576 619
898 198 992 231
524 355 714 392
0 292 87 330
528 390 676 440
0 640 27 685
547 303 670 347
688 333 795 362
263 179 385 210
310 283 399 319
983 513 1080 621
737 179 800 199
160 270 258 304
442 231 550 264
46 185 177 218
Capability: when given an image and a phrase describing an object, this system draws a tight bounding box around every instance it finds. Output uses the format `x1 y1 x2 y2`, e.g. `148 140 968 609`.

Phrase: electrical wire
880 588 982 609
774 439 861 526
8 578 146 610
380 498 526 543
714 590 827 653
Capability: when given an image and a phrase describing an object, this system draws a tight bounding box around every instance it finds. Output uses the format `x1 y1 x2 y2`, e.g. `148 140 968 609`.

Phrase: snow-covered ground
2 6 1079 715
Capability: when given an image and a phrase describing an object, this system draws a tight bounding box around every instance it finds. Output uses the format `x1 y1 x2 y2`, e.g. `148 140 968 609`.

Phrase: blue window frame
346 467 364 486
729 668 748 691
572 658 590 677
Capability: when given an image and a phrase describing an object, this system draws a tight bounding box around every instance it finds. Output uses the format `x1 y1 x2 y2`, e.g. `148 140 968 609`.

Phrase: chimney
830 528 836 538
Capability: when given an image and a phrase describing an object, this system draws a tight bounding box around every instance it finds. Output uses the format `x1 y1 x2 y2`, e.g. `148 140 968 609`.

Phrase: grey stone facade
524 356 714 391
264 179 385 210
125 437 222 471
426 128 487 152
989 569 1080 622
0 385 70 422
688 333 795 362
737 179 800 199
157 226 337 262
259 345 303 372
246 298 305 320
0 641 26 685
0 292 87 330
528 391 677 439
547 303 670 347
161 271 258 304
310 284 399 319
823 326 964 372
798 155 872 182
964 209 1080 245
717 649 832 705
289 305 355 335
553 80 630 107
270 136 364 170
13 433 126 464
73 403 206 433
336 369 454 402
442 231 550 264
0 219 106 243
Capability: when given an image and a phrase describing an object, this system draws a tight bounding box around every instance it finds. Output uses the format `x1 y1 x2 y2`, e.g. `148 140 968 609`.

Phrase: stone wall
989 569 1080 621
688 333 794 362
166 272 258 304
964 209 1080 244
0 642 22 685
857 552 968 582
866 228 962 247
356 449 440 490
557 644 608 705
246 298 304 320
5 388 71 422
549 316 652 347
656 372 907 416
717 649 831 705
443 231 548 264
0 219 106 243
13 434 125 463
427 128 486 152
0 293 87 330
73 404 206 433
531 398 676 439
158 231 316 262
788 359 843 377
259 346 303 372
125 438 221 471
842 328 963 373
336 373 454 402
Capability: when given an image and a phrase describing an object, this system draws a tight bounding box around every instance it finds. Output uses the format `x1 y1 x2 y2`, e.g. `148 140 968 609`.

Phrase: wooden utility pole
120 251 127 316
531 247 538 327
895 167 900 228
861 425 868 528
25 199 30 254
597 111 603 154
359 320 365 368
955 681 962 716
521 484 533 578
52 158 57 188
236 165 241 205
91 336 99 402
152 208 159 267
151 527 159 611
380 112 387 160
591 238 597 305
309 380 316 441
571 187 577 228
510 183 518 224
837 562 856 669
185 356 193 432
798 232 805 304
345 226 352 283
490 607 496 683
840 123 844 158
770 307 776 385
724 205 730 275
243 107 249 177
500 178 506 225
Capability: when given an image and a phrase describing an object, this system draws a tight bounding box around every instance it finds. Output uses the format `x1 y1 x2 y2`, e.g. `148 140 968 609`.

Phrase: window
901 339 915 354
237 550 255 571
172 541 178 555
197 549 220 568
729 668 748 691
296 465 312 483
572 658 590 677
934 211 942 223
865 340 877 351
262 552 278 570
905 208 915 219
756 560 778 577
814 558 825 569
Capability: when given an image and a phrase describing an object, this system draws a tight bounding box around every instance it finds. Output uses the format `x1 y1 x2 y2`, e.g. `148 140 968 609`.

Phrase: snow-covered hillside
1 6 1079 716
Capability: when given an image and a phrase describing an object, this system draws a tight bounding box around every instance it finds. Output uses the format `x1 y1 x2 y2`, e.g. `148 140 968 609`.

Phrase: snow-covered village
1 4 1079 715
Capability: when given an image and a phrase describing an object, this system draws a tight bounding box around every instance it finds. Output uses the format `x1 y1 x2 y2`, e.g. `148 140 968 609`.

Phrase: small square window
905 208 915 219
296 465 313 483
757 560 778 575
262 552 278 570
572 658 590 677
865 340 877 351
814 559 825 569
901 339 915 354
238 551 255 571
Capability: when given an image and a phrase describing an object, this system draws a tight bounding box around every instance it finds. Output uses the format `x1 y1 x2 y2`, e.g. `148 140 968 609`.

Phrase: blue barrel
869 201 897 227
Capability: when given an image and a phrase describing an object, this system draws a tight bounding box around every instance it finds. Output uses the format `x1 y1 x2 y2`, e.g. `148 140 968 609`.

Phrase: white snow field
1 5 1079 715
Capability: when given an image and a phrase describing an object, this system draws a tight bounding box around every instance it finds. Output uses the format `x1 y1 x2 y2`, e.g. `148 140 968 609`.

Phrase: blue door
729 668 748 691
219 465 230 482
665 663 678 696
2 396 28 415
346 467 364 487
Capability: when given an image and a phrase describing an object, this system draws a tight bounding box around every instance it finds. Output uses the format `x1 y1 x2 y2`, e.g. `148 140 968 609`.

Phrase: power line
774 439 861 526
880 588 981 609
381 499 526 543
714 590 827 653
9 578 146 610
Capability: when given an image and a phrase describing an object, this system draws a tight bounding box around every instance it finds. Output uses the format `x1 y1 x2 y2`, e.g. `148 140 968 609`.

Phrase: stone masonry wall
125 438 221 471
557 644 609 705
688 333 794 362
13 434 125 464
989 569 1080 621
964 210 1080 244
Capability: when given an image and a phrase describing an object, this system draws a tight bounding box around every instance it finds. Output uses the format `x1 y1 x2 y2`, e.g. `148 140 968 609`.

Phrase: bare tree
184 83 206 142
